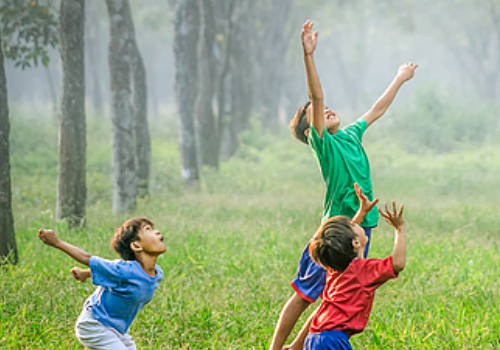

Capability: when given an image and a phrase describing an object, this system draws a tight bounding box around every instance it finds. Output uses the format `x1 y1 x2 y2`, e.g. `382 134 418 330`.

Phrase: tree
200 0 254 162
56 0 86 227
195 0 218 168
0 32 16 265
127 10 151 198
173 0 200 185
212 0 237 162
85 0 105 114
0 0 58 264
255 0 294 133
105 0 138 213
221 0 254 158
0 0 58 69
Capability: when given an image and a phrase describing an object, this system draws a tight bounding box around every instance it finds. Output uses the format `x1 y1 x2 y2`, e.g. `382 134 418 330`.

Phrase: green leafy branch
0 0 58 69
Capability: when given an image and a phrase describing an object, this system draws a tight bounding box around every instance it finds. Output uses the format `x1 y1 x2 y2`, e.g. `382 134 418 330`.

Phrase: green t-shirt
309 118 378 227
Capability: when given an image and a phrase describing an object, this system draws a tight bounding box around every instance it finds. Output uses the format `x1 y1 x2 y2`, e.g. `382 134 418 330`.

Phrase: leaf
41 54 49 67
0 0 58 68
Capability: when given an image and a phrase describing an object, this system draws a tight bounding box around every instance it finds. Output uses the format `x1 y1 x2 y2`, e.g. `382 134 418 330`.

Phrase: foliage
372 85 500 153
0 0 58 69
2 107 500 348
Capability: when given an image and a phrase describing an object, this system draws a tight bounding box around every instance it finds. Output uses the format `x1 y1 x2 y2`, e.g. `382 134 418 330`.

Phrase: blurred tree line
1 0 499 264
171 0 293 184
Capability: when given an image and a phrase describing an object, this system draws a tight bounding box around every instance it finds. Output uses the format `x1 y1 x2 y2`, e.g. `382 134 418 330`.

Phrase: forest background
1 0 499 349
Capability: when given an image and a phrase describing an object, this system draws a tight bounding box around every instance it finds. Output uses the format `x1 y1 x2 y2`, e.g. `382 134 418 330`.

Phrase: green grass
1 108 499 349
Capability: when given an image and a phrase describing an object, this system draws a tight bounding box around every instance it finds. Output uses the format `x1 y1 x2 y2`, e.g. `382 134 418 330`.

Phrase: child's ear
130 241 143 253
352 238 361 251
304 128 310 137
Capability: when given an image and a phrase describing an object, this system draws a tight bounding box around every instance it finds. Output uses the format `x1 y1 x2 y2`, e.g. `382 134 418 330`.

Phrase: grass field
1 107 499 349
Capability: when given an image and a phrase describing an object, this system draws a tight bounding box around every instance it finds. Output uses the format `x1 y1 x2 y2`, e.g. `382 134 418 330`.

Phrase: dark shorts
291 227 373 302
304 330 352 350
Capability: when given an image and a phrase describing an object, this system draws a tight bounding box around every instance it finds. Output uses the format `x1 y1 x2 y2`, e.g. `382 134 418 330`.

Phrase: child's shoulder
354 257 391 265
91 256 128 265
90 256 138 273
342 118 367 135
346 257 383 271
350 256 393 275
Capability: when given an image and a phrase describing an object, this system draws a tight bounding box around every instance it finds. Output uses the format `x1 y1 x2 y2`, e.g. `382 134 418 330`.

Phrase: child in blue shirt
38 217 166 350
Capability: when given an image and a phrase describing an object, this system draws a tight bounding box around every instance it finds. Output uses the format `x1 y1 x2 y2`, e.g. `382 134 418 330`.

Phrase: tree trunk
195 0 219 168
258 0 293 133
214 0 236 161
105 0 137 213
0 32 18 265
126 12 151 198
56 0 86 228
85 0 104 114
221 2 254 158
173 0 200 185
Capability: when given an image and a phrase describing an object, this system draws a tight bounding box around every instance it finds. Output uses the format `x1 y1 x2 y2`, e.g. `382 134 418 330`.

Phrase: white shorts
75 308 137 350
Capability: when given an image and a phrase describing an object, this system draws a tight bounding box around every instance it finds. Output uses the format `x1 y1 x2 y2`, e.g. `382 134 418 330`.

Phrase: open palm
301 20 318 55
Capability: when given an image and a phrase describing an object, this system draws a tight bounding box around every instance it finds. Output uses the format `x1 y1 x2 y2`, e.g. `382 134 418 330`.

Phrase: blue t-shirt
85 256 163 334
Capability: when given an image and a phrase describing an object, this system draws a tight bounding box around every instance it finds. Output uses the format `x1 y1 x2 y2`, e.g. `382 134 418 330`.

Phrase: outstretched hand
37 229 61 248
301 20 318 56
354 183 379 214
71 267 90 283
379 201 405 230
397 62 418 82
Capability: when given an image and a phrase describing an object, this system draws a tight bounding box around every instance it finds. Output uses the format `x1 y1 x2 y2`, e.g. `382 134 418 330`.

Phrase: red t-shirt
310 256 398 336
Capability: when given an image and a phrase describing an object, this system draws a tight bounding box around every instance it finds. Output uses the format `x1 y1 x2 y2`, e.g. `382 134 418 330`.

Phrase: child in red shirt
285 193 406 350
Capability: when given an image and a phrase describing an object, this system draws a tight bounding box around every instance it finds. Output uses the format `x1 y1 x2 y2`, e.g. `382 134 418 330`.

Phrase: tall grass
1 106 499 349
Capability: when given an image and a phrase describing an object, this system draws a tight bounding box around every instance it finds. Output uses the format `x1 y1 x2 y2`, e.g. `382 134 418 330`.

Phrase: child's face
351 223 368 252
306 105 340 134
137 223 166 256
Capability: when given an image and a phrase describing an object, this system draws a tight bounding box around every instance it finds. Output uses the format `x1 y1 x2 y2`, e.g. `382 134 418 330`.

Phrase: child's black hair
289 101 311 145
309 216 357 272
110 217 154 261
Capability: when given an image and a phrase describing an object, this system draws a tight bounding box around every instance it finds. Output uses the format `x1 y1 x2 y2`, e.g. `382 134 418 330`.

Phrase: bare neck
135 254 158 277
328 127 339 135
357 248 365 259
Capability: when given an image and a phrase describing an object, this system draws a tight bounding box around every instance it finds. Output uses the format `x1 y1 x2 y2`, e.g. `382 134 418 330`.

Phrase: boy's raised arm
378 202 406 273
362 62 418 127
351 183 378 225
38 229 91 266
302 20 325 137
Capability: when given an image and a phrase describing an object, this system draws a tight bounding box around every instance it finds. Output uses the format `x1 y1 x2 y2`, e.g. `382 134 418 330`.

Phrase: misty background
6 0 499 142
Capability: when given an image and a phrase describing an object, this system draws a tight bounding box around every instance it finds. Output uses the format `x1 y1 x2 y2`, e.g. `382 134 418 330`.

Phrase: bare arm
391 225 406 273
283 306 318 350
351 183 379 225
38 229 91 266
362 62 418 127
269 293 311 350
302 20 325 137
379 202 406 273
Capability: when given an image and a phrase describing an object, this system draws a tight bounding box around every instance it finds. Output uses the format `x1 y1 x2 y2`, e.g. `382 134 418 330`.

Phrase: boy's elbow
392 260 405 274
